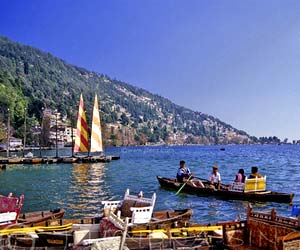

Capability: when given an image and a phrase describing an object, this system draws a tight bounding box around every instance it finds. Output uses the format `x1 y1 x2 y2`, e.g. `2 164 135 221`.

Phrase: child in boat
235 169 246 183
208 165 221 190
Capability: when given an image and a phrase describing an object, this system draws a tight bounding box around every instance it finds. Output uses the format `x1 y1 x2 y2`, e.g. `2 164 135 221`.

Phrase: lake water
0 144 299 224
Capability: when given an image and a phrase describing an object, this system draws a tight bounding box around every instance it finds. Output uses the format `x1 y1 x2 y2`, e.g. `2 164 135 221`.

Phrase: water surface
0 145 298 224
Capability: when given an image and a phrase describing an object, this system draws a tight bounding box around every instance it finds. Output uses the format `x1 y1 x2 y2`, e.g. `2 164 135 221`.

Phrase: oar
176 175 193 195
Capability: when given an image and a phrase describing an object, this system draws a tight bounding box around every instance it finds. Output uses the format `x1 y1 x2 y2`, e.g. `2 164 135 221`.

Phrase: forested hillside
0 35 255 146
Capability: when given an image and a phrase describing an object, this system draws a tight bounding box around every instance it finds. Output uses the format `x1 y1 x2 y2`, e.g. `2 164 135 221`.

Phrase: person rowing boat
176 160 204 187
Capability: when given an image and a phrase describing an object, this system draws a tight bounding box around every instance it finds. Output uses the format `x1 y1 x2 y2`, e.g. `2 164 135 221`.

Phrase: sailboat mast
22 108 27 157
6 108 10 158
71 113 74 157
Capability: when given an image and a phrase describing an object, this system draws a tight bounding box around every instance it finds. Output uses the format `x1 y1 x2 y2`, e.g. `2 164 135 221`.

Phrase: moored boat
62 157 77 163
17 208 65 226
0 194 24 227
8 157 23 164
8 217 222 249
0 194 65 229
105 208 193 235
0 158 8 164
28 207 192 232
157 176 294 203
23 157 44 164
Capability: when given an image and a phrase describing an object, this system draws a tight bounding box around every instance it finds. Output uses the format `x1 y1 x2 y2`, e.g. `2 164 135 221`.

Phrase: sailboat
90 94 109 162
63 94 89 163
74 93 89 154
68 93 113 163
90 94 103 154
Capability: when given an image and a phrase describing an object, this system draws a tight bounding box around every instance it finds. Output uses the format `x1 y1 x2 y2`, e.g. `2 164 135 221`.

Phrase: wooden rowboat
9 216 221 249
8 157 23 164
17 208 65 226
7 208 192 246
157 176 294 203
12 232 216 249
0 209 65 230
23 157 44 164
127 208 193 232
20 208 192 230
62 157 77 163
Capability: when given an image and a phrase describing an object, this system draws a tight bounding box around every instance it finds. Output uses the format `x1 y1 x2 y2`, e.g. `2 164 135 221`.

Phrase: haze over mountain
0 35 256 146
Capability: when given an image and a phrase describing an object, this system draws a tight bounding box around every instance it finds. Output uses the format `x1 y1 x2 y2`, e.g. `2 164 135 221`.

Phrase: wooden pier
0 155 120 165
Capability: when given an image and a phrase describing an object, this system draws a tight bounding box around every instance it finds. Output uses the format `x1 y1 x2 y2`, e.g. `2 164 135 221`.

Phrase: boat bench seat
229 176 266 193
101 189 156 225
229 182 245 192
0 194 24 225
0 212 18 225
130 206 153 224
244 176 266 193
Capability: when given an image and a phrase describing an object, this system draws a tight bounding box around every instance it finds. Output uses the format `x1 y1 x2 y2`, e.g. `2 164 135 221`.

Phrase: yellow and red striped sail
74 94 89 153
90 94 103 153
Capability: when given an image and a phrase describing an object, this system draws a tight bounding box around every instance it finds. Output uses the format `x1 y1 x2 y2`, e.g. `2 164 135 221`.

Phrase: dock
0 155 120 165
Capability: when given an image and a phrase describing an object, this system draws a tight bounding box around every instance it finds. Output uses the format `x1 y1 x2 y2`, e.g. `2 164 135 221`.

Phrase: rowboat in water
0 194 65 229
17 208 65 226
157 176 294 203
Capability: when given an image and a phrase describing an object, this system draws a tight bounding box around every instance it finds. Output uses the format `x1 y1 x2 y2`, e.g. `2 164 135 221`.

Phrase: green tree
120 113 129 126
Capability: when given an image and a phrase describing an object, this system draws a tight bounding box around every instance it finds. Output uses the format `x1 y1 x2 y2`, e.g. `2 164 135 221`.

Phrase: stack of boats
0 190 223 249
1 187 299 250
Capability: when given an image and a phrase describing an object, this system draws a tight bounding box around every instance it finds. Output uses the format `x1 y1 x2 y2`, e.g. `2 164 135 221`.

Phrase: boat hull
0 209 65 230
17 209 65 226
157 176 294 203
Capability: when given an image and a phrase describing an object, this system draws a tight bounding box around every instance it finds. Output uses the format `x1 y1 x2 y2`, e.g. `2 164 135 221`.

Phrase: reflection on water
68 163 109 218
72 163 89 184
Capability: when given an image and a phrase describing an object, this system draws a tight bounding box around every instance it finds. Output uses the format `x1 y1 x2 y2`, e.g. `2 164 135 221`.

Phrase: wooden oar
176 175 193 195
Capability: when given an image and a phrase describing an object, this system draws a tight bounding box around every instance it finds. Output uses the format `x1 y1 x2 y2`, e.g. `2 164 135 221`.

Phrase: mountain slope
0 35 254 145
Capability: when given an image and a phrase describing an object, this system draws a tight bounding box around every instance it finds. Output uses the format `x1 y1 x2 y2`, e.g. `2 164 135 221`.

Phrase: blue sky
1 0 300 140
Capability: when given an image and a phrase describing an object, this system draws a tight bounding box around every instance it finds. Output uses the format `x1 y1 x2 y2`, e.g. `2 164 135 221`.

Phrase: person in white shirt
208 165 221 190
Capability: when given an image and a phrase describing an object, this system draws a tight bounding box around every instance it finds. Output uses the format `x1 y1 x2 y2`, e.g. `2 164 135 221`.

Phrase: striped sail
90 94 103 153
74 94 89 153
